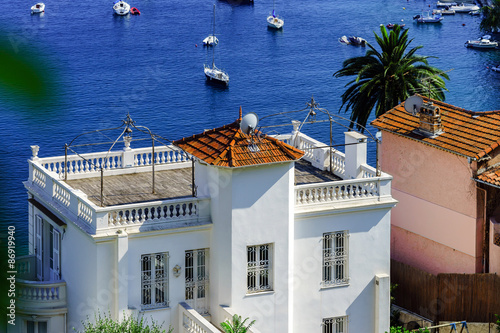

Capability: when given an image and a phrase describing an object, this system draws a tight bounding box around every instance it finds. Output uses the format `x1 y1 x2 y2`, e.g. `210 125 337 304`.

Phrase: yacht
113 1 130 15
31 3 45 14
449 3 480 13
267 0 284 29
465 36 498 49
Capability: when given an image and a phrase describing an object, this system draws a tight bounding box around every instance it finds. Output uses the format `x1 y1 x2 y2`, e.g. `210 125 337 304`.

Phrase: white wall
293 207 392 333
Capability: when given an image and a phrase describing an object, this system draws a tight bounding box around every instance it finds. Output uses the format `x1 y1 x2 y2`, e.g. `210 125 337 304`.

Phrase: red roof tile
173 111 304 168
478 166 500 186
371 96 500 160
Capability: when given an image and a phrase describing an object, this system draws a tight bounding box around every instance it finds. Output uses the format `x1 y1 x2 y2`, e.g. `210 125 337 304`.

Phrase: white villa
13 110 396 333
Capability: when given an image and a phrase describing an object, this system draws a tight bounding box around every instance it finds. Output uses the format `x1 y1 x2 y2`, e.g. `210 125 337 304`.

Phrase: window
27 321 47 333
141 252 169 310
247 244 272 293
323 231 349 287
185 249 209 315
323 316 347 333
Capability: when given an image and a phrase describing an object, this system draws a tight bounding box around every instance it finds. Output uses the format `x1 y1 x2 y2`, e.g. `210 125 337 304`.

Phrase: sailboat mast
212 4 215 68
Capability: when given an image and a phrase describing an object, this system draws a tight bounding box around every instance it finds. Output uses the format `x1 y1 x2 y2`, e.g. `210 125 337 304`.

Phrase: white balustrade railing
36 145 189 180
16 255 36 281
17 279 67 310
360 164 377 178
179 302 220 333
295 175 392 206
106 197 206 227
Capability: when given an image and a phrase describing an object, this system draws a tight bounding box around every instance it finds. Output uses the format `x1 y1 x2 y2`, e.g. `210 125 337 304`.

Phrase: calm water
2 0 500 251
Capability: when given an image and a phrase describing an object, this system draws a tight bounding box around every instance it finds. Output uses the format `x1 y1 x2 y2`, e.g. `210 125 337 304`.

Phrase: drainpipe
477 185 489 273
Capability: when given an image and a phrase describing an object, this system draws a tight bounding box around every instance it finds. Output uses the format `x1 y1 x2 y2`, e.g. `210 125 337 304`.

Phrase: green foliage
387 326 430 333
480 0 500 33
390 283 401 327
220 314 256 333
75 311 171 333
333 25 448 131
494 313 500 333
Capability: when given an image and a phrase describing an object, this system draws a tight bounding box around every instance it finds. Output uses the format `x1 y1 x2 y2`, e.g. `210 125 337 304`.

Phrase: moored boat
130 7 140 15
465 36 498 49
267 0 284 29
449 3 479 13
113 0 130 15
413 12 443 23
436 1 457 6
31 2 45 14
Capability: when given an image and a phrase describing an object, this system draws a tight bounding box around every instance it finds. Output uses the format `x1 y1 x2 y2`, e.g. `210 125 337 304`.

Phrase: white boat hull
450 4 479 12
465 39 498 49
113 1 130 15
203 35 219 46
267 15 284 29
204 65 229 86
31 2 45 13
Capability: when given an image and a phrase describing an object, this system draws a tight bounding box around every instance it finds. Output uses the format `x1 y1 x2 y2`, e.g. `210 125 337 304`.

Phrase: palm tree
333 26 448 131
220 314 256 333
480 0 500 33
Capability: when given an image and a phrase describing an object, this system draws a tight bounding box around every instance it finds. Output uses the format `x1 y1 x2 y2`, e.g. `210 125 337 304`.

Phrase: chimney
418 101 443 137
344 131 367 179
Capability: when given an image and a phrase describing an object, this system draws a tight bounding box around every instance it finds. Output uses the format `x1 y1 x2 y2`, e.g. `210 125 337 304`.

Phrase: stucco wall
293 207 392 333
380 132 481 273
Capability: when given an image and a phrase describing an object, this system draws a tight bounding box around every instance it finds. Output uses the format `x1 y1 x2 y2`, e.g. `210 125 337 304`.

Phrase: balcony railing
179 302 219 333
16 255 36 281
17 279 67 310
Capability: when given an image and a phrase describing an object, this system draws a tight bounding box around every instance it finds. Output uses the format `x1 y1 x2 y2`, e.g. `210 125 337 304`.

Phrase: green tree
333 26 448 131
494 313 500 333
220 314 256 333
480 0 500 33
75 311 172 333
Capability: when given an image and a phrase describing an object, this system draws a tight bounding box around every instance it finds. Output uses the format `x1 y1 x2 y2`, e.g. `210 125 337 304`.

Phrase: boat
113 0 130 15
413 12 443 23
31 2 45 14
204 4 229 86
130 7 140 15
203 5 219 47
449 3 479 13
465 36 498 49
491 65 500 72
267 0 284 29
436 1 457 6
386 23 406 29
348 36 366 46
338 35 350 45
469 9 480 15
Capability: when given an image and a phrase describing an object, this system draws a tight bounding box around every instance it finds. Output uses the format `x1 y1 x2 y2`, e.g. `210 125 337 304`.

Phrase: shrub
75 310 172 333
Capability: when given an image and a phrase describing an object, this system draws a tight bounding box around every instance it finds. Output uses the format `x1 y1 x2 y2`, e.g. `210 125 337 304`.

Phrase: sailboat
203 4 219 46
267 0 284 29
204 4 229 86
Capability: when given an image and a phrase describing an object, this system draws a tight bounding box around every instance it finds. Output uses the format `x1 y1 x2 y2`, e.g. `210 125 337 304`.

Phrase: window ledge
320 283 350 290
139 306 170 313
245 290 275 297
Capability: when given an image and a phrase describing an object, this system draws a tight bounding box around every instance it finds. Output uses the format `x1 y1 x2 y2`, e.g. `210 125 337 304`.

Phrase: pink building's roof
371 96 500 160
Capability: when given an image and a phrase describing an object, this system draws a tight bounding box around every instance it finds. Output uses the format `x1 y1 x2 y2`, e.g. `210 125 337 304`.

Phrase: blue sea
2 0 500 252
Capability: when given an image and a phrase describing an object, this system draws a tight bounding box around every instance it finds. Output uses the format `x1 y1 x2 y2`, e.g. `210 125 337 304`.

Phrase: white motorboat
203 5 219 46
31 2 45 14
437 1 457 6
267 0 284 29
204 4 229 86
113 0 130 15
449 3 479 13
469 9 480 15
413 12 443 23
465 36 498 49
433 7 456 15
491 65 500 72
339 35 350 45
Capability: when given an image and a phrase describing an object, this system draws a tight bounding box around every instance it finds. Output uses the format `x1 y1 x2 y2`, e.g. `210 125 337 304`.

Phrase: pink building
372 96 500 275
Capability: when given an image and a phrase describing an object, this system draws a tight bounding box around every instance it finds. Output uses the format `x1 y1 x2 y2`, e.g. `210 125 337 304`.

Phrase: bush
495 313 500 333
75 311 172 333
388 327 430 333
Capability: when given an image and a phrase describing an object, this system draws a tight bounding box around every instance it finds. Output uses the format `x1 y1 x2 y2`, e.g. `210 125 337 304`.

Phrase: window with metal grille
323 231 349 287
141 252 169 310
185 248 209 315
323 316 347 333
247 244 272 293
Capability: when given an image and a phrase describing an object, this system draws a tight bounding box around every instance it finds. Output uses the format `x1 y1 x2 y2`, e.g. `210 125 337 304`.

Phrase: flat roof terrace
66 160 340 207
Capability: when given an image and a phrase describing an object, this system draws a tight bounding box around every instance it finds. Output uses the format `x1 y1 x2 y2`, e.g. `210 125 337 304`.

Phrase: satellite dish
404 95 423 116
240 112 259 135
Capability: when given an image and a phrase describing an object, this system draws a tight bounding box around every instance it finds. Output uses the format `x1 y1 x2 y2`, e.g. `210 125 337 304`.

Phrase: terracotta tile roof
173 110 304 168
477 166 500 186
371 96 500 160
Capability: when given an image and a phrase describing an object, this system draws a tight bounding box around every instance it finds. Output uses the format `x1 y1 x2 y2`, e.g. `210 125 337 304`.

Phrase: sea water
1 0 499 250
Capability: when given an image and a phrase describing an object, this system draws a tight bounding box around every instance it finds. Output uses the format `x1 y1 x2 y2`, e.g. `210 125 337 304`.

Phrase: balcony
25 131 392 235
15 255 67 314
